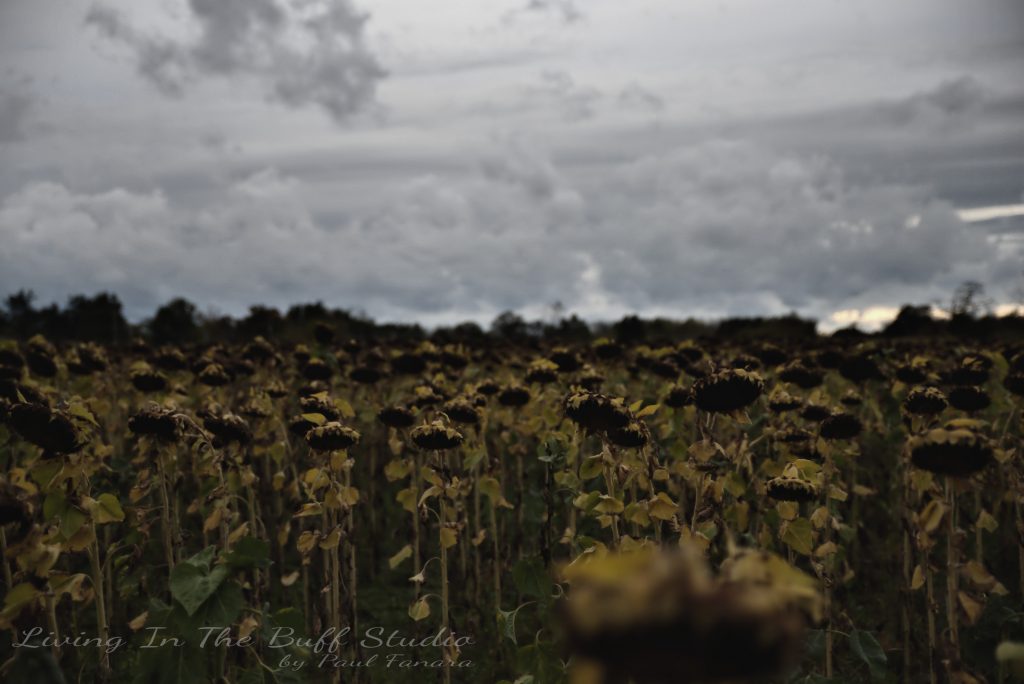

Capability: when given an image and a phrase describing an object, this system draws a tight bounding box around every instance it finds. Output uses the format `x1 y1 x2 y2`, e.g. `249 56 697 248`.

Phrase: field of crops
0 327 1022 683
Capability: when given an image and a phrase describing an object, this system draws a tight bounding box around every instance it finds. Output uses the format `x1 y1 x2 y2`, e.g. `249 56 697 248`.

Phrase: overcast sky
1 0 1023 330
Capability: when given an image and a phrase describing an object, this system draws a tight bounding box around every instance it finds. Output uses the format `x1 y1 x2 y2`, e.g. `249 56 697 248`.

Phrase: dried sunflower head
560 545 809 684
498 385 531 407
378 406 416 429
768 388 803 413
903 386 947 416
306 422 360 452
607 421 650 449
202 412 252 447
9 402 85 454
525 359 559 385
778 361 823 390
128 405 181 442
443 400 481 426
692 369 764 414
907 427 993 477
948 386 991 413
564 391 630 433
410 421 464 451
299 395 339 421
819 411 862 440
663 384 693 409
130 363 168 393
301 358 332 381
198 363 231 387
349 365 384 385
766 477 818 502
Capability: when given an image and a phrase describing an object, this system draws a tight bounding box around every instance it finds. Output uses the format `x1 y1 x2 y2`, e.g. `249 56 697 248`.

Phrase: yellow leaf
918 500 948 534
635 404 660 418
396 488 416 513
280 571 300 587
976 510 998 533
296 531 320 555
440 527 458 549
128 611 149 631
911 565 925 591
389 544 413 570
238 615 260 640
319 527 342 550
647 493 678 521
409 597 430 621
593 495 624 514
958 590 984 626
781 517 814 556
294 502 323 518
302 413 327 426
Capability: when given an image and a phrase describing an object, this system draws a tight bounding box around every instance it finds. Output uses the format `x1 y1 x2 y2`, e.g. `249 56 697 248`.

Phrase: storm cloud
1 0 1022 327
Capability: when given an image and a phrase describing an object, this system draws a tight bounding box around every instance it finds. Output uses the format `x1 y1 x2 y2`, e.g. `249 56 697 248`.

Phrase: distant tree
5 290 37 338
238 306 283 340
613 315 647 344
149 298 199 344
491 311 528 340
64 293 130 344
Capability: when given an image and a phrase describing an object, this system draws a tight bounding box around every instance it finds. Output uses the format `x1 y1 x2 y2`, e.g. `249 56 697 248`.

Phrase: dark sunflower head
777 361 823 390
203 413 252 447
443 400 482 426
948 386 991 413
410 422 464 451
525 359 559 385
907 427 993 478
391 352 427 376
301 358 332 382
306 422 361 452
819 412 862 440
128 405 181 442
378 406 416 429
607 421 650 450
498 385 531 407
9 402 85 454
663 384 694 409
349 365 384 385
903 386 947 416
299 395 339 421
130 364 168 393
1004 373 1024 398
767 389 803 414
766 477 818 503
198 363 231 387
692 369 764 414
563 391 631 433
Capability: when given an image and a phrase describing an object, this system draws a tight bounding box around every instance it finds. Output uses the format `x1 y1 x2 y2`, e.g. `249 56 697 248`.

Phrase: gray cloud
86 0 386 122
0 77 35 143
523 0 583 24
1 137 1014 324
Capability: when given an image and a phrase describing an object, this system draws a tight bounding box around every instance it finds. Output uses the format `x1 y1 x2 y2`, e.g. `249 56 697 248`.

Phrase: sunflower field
1 326 1023 683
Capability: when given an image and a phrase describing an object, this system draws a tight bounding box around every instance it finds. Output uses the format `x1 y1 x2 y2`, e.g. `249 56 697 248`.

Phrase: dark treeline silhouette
1 290 1022 347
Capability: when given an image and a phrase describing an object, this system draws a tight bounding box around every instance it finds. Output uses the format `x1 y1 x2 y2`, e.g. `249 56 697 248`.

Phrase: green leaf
849 629 887 681
169 547 230 616
512 558 549 600
225 536 271 570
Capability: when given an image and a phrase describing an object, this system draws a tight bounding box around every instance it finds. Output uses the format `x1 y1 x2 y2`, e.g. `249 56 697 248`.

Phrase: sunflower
306 422 361 452
820 411 862 440
766 477 818 502
692 369 764 414
907 427 993 477
411 422 464 451
378 406 416 429
903 387 948 416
